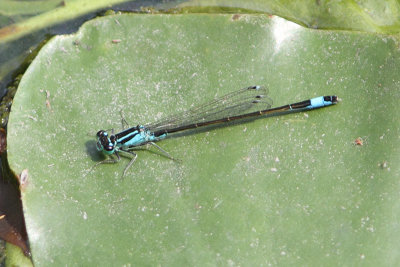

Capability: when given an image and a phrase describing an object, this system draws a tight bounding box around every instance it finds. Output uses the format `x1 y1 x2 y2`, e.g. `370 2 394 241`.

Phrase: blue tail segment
309 96 338 109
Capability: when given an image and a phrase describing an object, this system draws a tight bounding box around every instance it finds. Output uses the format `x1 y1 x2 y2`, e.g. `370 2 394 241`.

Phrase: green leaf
179 0 400 33
0 0 65 16
7 14 400 265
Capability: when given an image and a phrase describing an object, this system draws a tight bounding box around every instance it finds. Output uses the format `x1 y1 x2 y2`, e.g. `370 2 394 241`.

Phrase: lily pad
7 14 400 265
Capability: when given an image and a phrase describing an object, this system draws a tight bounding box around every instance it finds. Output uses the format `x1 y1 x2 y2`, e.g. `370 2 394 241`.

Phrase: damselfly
95 86 338 176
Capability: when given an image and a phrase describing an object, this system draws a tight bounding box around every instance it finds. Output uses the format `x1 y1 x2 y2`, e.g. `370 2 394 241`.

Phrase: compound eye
97 130 104 137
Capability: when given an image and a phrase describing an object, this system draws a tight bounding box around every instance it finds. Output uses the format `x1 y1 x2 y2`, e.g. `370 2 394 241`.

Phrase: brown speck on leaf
354 137 364 146
232 14 241 20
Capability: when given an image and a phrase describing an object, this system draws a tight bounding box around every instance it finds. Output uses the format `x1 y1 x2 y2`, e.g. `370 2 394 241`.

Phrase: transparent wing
146 86 273 132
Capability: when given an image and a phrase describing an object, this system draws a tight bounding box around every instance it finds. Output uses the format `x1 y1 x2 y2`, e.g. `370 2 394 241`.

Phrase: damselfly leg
88 150 138 178
118 150 138 177
120 110 130 129
148 142 179 162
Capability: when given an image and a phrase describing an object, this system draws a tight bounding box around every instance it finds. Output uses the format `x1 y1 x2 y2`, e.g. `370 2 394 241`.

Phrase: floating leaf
7 14 400 265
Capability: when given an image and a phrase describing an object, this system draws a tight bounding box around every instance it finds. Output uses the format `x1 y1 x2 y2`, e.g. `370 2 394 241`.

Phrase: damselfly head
96 130 106 138
96 130 116 154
